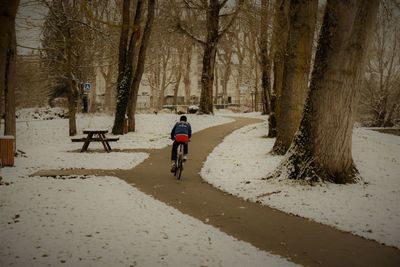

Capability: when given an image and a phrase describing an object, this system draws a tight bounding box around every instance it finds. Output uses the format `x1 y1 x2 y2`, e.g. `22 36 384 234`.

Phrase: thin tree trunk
65 28 77 136
260 0 271 116
158 50 170 110
0 0 19 137
183 46 192 105
102 66 115 113
127 0 155 132
214 65 219 105
273 0 380 184
222 70 228 107
273 0 318 154
236 67 242 106
222 52 232 107
172 54 183 110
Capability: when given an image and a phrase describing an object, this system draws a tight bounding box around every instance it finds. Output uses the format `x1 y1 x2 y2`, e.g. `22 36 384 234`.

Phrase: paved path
35 117 400 267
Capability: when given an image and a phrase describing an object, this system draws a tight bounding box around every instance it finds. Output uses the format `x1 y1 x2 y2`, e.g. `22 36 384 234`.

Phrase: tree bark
260 0 271 116
0 0 19 137
272 0 318 154
271 0 290 137
214 64 219 105
273 0 380 184
116 0 131 86
199 0 219 114
127 0 155 132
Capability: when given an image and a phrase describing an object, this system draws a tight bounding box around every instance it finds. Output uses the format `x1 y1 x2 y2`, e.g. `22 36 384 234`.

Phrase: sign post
82 82 91 113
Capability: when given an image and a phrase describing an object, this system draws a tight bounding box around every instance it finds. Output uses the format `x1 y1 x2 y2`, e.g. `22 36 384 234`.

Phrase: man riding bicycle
170 115 191 172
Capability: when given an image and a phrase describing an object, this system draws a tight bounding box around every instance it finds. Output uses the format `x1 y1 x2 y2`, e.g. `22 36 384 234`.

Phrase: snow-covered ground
201 115 400 249
0 110 297 267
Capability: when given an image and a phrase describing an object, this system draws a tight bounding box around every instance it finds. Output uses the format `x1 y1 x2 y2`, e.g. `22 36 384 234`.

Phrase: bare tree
41 0 97 136
0 0 20 137
177 0 244 114
232 17 248 107
271 0 380 184
127 0 156 131
158 47 173 109
360 0 400 127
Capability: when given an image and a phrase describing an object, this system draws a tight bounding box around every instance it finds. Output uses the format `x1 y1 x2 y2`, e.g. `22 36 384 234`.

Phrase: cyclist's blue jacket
171 121 192 142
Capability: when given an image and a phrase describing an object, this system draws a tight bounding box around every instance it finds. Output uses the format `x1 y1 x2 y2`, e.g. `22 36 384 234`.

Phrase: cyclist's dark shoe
170 162 176 173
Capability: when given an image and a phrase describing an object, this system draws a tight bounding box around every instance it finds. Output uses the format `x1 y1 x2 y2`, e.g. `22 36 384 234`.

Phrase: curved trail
35 117 400 267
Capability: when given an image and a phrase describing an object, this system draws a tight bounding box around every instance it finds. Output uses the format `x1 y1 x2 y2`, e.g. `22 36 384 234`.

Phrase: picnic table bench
71 129 119 152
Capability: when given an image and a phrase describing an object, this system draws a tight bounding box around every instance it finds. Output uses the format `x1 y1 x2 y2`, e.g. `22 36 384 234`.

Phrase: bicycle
174 143 185 180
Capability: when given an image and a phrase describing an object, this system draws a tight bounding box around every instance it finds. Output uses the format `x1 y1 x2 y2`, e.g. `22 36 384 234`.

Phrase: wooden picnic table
71 129 119 152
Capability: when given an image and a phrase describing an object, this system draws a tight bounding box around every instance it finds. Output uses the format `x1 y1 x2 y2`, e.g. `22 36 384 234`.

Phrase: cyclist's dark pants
171 141 188 161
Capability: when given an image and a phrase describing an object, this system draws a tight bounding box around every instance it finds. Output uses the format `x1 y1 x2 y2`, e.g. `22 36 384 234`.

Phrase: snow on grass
201 115 400 249
0 109 297 267
7 112 233 174
0 175 298 267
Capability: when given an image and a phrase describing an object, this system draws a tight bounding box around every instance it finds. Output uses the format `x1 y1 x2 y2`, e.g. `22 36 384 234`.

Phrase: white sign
83 82 92 92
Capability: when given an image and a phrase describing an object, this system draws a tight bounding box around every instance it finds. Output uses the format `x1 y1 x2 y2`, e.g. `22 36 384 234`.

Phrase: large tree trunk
127 0 155 132
271 0 290 137
0 0 19 137
273 0 379 184
200 44 217 114
199 0 219 114
200 42 217 114
112 0 143 135
272 0 318 154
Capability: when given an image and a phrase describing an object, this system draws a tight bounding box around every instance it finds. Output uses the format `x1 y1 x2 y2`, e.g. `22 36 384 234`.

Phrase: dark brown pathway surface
34 117 400 267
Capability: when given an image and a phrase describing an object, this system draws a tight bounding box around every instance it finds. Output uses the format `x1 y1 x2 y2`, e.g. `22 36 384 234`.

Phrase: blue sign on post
83 82 92 92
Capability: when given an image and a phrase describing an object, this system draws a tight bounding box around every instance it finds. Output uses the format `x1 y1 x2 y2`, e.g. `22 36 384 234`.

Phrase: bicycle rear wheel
175 144 184 180
176 160 182 180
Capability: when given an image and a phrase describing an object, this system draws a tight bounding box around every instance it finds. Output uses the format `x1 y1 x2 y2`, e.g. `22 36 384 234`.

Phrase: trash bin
0 136 15 167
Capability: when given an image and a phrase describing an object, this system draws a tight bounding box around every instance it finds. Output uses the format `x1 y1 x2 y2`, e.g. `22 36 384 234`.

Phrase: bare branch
217 0 244 41
177 22 206 45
